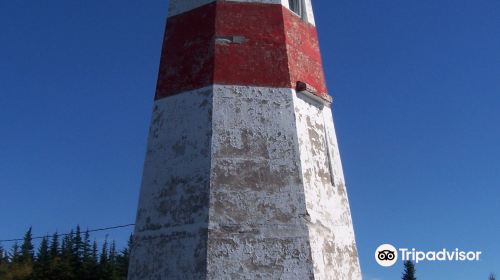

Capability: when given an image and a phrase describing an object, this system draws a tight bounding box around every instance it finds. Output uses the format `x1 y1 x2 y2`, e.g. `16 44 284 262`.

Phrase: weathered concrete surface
129 85 361 279
208 85 314 279
293 91 362 279
129 87 213 279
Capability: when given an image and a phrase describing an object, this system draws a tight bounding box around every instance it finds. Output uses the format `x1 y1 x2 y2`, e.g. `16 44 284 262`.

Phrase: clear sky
1 0 499 279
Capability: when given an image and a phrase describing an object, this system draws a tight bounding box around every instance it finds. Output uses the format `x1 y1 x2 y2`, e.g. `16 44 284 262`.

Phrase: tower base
128 85 361 280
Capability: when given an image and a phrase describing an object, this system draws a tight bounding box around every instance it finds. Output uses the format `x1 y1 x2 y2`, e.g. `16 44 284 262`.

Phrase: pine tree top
20 227 34 263
402 260 417 280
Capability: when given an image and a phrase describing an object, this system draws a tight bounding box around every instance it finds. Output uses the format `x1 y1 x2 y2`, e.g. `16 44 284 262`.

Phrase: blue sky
1 0 499 279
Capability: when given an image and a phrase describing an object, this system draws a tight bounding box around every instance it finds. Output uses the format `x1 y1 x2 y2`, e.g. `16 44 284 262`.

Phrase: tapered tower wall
129 1 362 279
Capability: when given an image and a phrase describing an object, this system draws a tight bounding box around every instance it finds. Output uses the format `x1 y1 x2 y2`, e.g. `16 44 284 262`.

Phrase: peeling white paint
129 85 361 279
129 87 214 279
293 90 362 279
208 85 314 279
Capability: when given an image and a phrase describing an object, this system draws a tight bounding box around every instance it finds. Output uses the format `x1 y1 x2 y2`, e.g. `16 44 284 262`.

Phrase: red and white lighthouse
129 1 362 279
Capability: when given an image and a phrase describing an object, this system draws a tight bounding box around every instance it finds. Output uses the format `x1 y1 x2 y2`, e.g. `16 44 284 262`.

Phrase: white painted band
167 0 315 25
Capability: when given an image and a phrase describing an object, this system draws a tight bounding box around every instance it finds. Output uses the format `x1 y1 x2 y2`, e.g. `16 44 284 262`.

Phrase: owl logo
375 244 398 267
378 250 396 261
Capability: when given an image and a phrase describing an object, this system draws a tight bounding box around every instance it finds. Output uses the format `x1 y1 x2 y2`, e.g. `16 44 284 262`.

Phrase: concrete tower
129 1 362 279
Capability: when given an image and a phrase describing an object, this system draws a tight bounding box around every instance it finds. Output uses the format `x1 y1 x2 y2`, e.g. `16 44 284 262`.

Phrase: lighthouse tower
128 0 362 279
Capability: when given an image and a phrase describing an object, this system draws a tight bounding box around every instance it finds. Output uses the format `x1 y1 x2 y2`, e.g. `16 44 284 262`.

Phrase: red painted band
155 2 327 100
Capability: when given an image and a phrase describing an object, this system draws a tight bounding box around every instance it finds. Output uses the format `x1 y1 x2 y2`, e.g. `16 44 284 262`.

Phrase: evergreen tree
99 236 122 280
9 240 33 280
72 226 84 276
91 241 99 266
49 232 60 259
81 230 94 280
82 230 91 263
61 230 74 259
0 226 132 280
59 230 76 280
117 235 132 279
100 238 108 266
0 243 6 265
490 273 496 280
48 231 70 280
20 227 34 263
10 242 21 263
109 240 120 280
109 241 117 265
73 226 83 261
99 237 110 279
33 236 51 280
402 260 417 280
0 243 7 279
37 236 50 264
